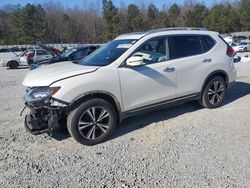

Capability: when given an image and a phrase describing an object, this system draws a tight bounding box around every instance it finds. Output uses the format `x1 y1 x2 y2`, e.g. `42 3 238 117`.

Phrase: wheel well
71 92 122 123
202 71 229 91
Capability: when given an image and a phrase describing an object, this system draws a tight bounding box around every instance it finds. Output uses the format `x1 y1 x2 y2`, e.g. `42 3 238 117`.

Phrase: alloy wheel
78 106 111 139
207 80 224 105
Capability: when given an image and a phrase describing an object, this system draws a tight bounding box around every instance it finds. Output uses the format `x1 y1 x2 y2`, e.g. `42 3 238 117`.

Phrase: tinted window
168 35 202 59
130 36 167 64
89 47 97 54
60 48 77 58
240 42 247 45
37 50 48 56
72 49 88 60
201 35 216 53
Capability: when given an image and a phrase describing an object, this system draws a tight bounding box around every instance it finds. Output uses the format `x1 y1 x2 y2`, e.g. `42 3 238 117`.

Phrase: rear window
168 35 202 59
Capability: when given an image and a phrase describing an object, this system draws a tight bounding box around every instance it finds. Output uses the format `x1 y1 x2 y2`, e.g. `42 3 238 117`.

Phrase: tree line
0 0 250 45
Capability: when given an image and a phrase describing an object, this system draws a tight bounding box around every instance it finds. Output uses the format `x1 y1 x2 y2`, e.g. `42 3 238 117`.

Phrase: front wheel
8 61 18 69
67 98 117 145
200 76 226 108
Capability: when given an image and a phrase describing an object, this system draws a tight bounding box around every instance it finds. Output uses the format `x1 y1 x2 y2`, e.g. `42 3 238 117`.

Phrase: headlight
24 86 61 102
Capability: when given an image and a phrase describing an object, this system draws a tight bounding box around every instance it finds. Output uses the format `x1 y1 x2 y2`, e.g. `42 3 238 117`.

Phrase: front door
118 36 177 112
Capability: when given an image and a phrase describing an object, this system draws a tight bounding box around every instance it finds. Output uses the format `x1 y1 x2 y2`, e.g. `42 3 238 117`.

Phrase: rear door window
168 35 202 59
37 50 48 56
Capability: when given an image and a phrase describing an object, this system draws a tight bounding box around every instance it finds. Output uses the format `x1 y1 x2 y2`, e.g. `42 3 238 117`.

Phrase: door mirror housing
126 56 145 67
233 56 241 63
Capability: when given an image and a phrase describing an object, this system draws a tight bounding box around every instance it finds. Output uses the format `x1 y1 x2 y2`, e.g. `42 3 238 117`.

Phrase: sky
0 0 236 9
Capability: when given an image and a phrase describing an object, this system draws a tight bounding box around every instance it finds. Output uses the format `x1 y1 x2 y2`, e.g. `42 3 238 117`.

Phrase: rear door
35 50 52 62
168 35 216 97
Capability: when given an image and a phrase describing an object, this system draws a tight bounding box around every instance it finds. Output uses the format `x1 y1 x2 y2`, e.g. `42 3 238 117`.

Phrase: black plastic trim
122 92 200 119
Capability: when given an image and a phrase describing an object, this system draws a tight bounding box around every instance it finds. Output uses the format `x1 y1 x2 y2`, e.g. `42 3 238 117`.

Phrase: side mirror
126 56 144 67
233 56 241 63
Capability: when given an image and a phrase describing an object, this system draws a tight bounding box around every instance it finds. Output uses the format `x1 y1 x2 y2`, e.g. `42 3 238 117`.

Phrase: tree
0 1 249 45
102 0 120 41
9 5 23 43
147 4 158 29
155 11 170 28
239 0 250 31
127 4 143 32
184 4 208 27
203 4 240 33
20 4 46 43
0 6 13 44
168 3 181 27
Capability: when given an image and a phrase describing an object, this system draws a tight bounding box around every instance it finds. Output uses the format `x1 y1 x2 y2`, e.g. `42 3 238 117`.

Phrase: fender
201 70 229 92
68 90 123 122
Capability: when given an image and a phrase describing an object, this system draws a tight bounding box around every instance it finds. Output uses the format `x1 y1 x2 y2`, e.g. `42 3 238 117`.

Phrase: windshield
60 48 77 58
80 39 137 66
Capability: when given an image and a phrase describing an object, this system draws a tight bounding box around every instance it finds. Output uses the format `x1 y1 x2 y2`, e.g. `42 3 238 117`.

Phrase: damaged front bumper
23 90 69 135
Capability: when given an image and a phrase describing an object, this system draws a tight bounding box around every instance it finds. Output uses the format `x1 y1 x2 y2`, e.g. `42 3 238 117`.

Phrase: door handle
203 58 212 63
164 67 175 72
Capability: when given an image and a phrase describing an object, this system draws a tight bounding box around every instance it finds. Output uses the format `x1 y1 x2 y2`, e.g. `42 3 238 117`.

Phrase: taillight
226 46 234 57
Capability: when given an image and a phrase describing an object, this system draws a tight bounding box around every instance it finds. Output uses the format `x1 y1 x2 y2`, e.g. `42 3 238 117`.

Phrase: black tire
200 76 226 108
244 48 247 52
8 61 18 69
67 98 117 145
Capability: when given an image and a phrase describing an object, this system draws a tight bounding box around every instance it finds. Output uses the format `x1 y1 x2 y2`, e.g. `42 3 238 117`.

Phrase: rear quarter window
200 35 216 53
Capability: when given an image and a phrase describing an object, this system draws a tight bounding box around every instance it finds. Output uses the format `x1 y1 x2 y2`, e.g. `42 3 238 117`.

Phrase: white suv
22 28 236 145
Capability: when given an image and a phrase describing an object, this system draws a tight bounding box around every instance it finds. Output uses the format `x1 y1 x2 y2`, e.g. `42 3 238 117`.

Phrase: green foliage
184 4 208 27
240 0 250 30
21 4 46 43
203 4 241 33
102 0 120 41
147 4 158 29
168 3 181 27
0 1 249 45
155 11 170 28
127 4 143 32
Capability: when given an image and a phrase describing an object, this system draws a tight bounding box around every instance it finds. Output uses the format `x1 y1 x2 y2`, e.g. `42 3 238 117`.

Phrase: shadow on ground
6 65 30 70
52 81 250 142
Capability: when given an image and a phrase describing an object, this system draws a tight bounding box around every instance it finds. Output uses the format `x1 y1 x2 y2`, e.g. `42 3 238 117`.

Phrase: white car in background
230 42 250 52
0 49 53 69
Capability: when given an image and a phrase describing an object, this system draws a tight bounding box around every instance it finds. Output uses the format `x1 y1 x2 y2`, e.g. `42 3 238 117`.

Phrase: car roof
74 45 100 50
115 27 218 40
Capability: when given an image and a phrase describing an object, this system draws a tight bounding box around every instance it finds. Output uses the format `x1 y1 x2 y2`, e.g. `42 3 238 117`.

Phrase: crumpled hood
22 61 99 87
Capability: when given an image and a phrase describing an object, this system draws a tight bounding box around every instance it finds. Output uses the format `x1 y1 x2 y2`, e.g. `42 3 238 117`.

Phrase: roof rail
146 27 208 35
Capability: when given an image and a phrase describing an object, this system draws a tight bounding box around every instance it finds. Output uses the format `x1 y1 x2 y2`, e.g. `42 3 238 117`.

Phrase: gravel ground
0 60 250 187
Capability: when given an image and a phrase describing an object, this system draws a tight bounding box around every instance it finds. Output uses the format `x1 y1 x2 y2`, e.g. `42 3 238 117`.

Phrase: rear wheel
200 76 226 108
8 61 18 69
67 98 117 145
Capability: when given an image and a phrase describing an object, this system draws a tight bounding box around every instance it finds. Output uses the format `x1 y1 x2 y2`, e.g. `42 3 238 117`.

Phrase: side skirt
122 93 201 119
